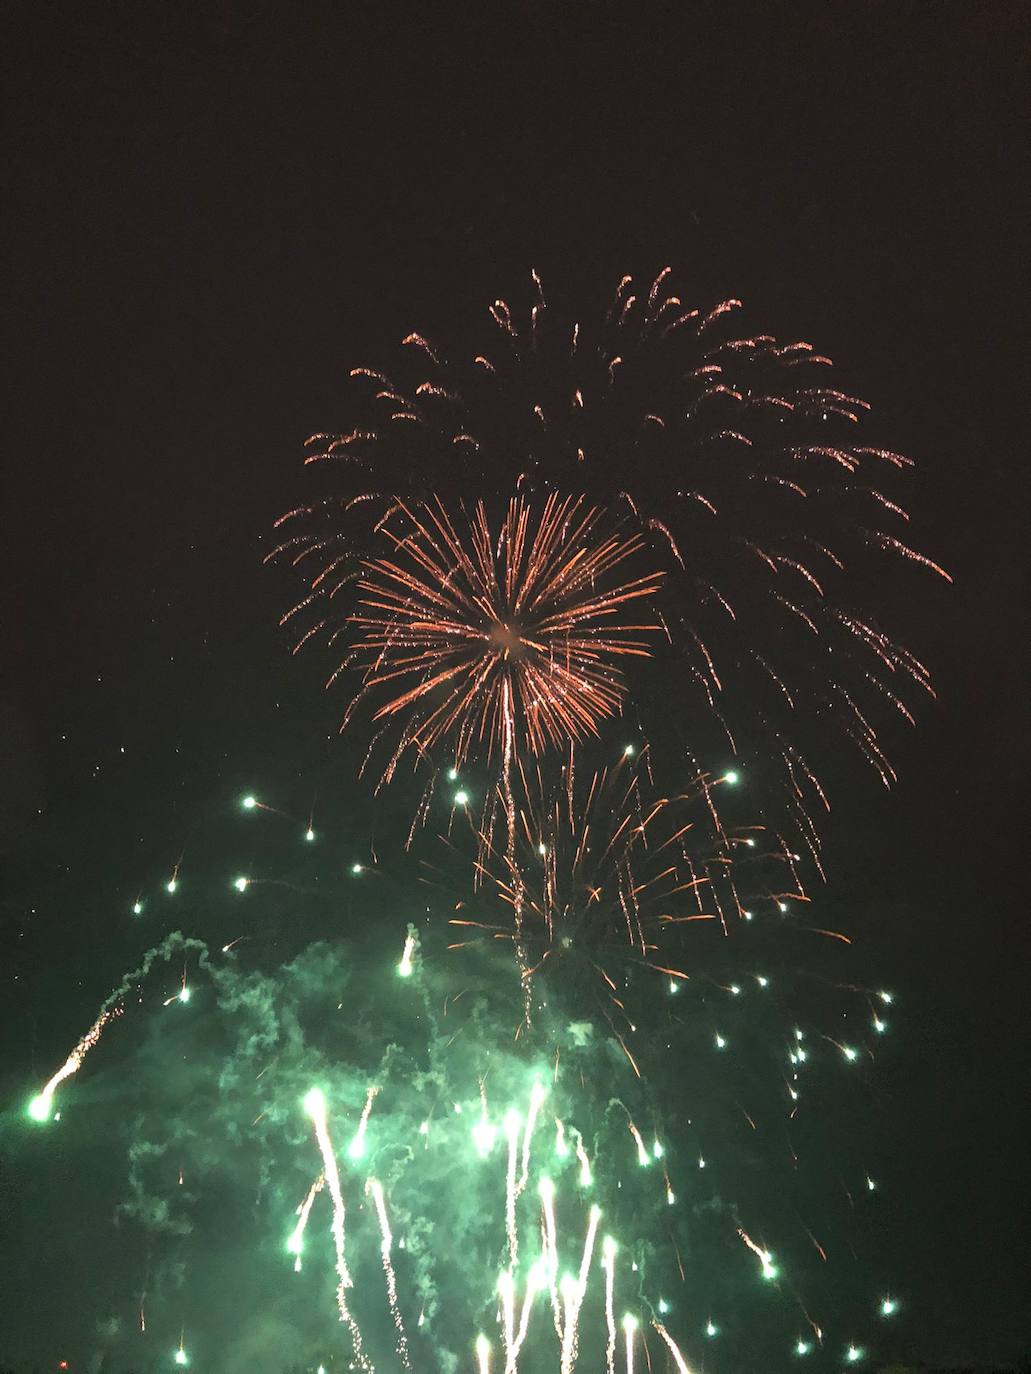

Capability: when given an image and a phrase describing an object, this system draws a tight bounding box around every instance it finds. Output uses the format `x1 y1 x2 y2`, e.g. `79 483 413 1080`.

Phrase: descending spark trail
303 1088 371 1371
623 1312 638 1374
559 1202 601 1374
602 1236 618 1374
349 1084 380 1159
28 1005 123 1121
652 1321 693 1373
287 1174 325 1271
505 1111 521 1269
367 1177 411 1368
27 933 207 1121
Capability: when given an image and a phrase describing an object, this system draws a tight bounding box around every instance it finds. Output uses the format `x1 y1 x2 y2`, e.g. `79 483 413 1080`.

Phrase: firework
21 799 900 1371
437 744 794 1041
289 269 948 867
20 268 939 1374
283 490 661 781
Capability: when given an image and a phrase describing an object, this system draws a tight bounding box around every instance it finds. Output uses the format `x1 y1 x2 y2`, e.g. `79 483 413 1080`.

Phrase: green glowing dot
233 876 249 892
305 828 315 842
175 1349 188 1367
714 1033 726 1049
418 1120 429 1135
743 909 754 919
538 1176 555 1201
866 1176 877 1191
28 1094 52 1122
132 901 143 915
729 983 741 995
745 837 756 848
778 901 788 912
447 767 459 782
724 770 739 784
622 1313 638 1334
657 1298 669 1314
846 1344 863 1363
179 986 191 1003
623 744 635 757
166 880 178 894
351 863 363 875
880 1297 898 1317
843 1045 858 1062
795 1339 811 1356
304 1087 326 1117
454 789 470 806
652 1139 664 1159
476 1334 490 1357
878 990 894 1005
698 1156 706 1168
242 795 257 810
757 975 769 987
706 1320 719 1338
602 1234 617 1260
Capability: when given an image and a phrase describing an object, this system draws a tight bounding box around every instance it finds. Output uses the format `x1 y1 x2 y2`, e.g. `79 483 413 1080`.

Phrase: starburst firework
341 493 662 775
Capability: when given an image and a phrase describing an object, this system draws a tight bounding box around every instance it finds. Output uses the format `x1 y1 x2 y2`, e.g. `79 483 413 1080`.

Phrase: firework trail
27 932 208 1122
287 1174 325 1271
367 1177 411 1367
303 1086 372 1370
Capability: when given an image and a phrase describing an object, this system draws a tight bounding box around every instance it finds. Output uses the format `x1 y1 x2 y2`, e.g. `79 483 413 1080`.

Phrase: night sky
1 4 1027 1371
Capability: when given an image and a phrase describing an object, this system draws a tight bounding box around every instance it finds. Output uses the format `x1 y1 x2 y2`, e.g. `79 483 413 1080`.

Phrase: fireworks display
19 272 944 1372
283 269 949 870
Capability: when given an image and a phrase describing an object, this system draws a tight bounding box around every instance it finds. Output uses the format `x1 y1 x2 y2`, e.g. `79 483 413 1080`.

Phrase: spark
302 1088 371 1369
623 1313 638 1374
287 1174 325 1271
367 1177 410 1366
739 1227 778 1280
476 1333 492 1374
348 1084 380 1160
652 1322 693 1374
398 931 416 977
29 1004 125 1121
602 1236 618 1374
628 1121 650 1167
559 1203 601 1374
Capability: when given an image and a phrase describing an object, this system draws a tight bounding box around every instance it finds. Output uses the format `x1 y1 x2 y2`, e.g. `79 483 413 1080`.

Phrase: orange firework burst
440 748 767 1026
339 492 663 772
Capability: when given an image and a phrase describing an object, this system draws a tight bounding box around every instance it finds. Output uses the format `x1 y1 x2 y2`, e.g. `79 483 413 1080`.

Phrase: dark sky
2 3 1028 1370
